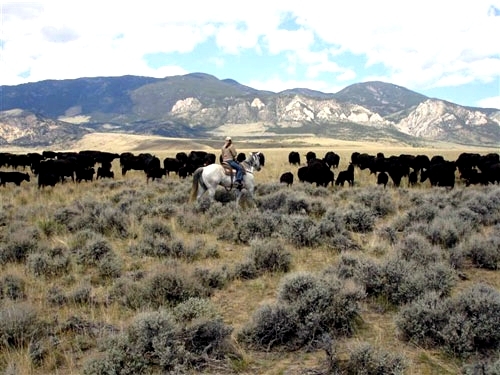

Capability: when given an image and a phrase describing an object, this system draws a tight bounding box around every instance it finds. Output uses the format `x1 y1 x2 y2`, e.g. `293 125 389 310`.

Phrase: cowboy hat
225 136 231 141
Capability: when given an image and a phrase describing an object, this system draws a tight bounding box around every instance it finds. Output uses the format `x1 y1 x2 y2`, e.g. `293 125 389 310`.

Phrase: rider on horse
221 136 243 188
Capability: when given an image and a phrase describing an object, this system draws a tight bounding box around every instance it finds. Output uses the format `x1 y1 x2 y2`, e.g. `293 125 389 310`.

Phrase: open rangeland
0 136 500 375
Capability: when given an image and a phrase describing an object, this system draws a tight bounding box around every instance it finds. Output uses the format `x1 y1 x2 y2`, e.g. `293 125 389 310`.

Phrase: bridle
240 152 260 174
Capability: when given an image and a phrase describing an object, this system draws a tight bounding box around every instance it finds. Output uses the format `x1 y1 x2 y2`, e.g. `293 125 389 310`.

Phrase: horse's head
250 152 261 171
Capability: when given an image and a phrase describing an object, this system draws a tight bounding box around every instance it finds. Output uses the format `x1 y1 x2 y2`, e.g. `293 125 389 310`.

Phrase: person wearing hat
221 136 243 187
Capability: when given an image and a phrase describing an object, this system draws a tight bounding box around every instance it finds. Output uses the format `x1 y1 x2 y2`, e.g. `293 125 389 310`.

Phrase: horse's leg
207 186 217 200
197 184 207 200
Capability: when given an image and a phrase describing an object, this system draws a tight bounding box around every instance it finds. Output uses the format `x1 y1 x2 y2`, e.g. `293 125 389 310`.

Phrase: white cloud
477 96 500 109
0 0 499 107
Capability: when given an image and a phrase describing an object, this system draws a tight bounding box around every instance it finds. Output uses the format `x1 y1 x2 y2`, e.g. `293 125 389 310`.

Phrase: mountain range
1 73 499 147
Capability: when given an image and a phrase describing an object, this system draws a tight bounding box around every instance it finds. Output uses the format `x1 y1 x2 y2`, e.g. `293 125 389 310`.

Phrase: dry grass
0 136 499 374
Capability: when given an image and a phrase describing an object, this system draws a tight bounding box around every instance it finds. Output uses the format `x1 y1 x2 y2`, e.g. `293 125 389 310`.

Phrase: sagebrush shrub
108 277 146 309
233 261 259 280
381 258 455 305
280 215 320 247
235 211 281 244
285 193 311 215
344 342 407 375
46 286 68 306
240 271 364 350
396 291 449 347
75 233 113 267
0 274 26 300
248 239 292 274
83 309 235 374
358 262 386 297
26 247 70 277
143 267 210 308
238 304 299 350
464 190 499 226
395 233 442 265
462 355 500 375
358 188 396 218
0 227 39 265
173 297 219 322
425 216 460 249
0 303 40 348
443 283 500 357
343 204 375 233
461 233 500 270
257 191 288 212
193 266 231 290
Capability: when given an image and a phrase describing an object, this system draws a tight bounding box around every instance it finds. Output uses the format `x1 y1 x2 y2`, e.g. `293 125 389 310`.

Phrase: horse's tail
190 167 203 202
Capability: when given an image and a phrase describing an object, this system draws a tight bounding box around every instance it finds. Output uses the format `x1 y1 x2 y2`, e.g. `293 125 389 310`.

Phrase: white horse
190 152 262 204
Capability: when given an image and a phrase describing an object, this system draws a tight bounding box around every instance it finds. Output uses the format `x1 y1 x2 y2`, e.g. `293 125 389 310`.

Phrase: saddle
221 162 245 177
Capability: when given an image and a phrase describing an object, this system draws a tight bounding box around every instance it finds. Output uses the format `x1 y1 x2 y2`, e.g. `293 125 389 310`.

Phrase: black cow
377 172 389 188
258 152 265 167
288 151 300 165
236 153 246 163
304 159 334 187
120 153 154 176
163 157 181 176
408 171 418 186
461 169 488 186
97 167 114 179
323 151 340 169
205 153 217 165
455 152 481 177
410 154 431 174
335 164 355 187
421 161 456 188
38 159 77 184
146 167 167 183
481 162 500 184
0 171 30 186
386 157 410 187
280 172 294 186
96 161 114 180
178 166 189 179
75 168 95 183
305 151 317 164
352 153 375 171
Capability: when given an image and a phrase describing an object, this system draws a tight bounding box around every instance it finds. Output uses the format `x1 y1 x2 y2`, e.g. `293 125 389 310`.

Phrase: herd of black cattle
0 148 499 190
0 150 223 188
281 150 500 189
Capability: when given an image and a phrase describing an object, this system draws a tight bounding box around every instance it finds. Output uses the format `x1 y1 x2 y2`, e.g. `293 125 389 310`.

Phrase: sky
1 1 500 109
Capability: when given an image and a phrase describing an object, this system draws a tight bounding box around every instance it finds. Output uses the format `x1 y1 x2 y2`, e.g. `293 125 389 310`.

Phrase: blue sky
1 1 499 109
